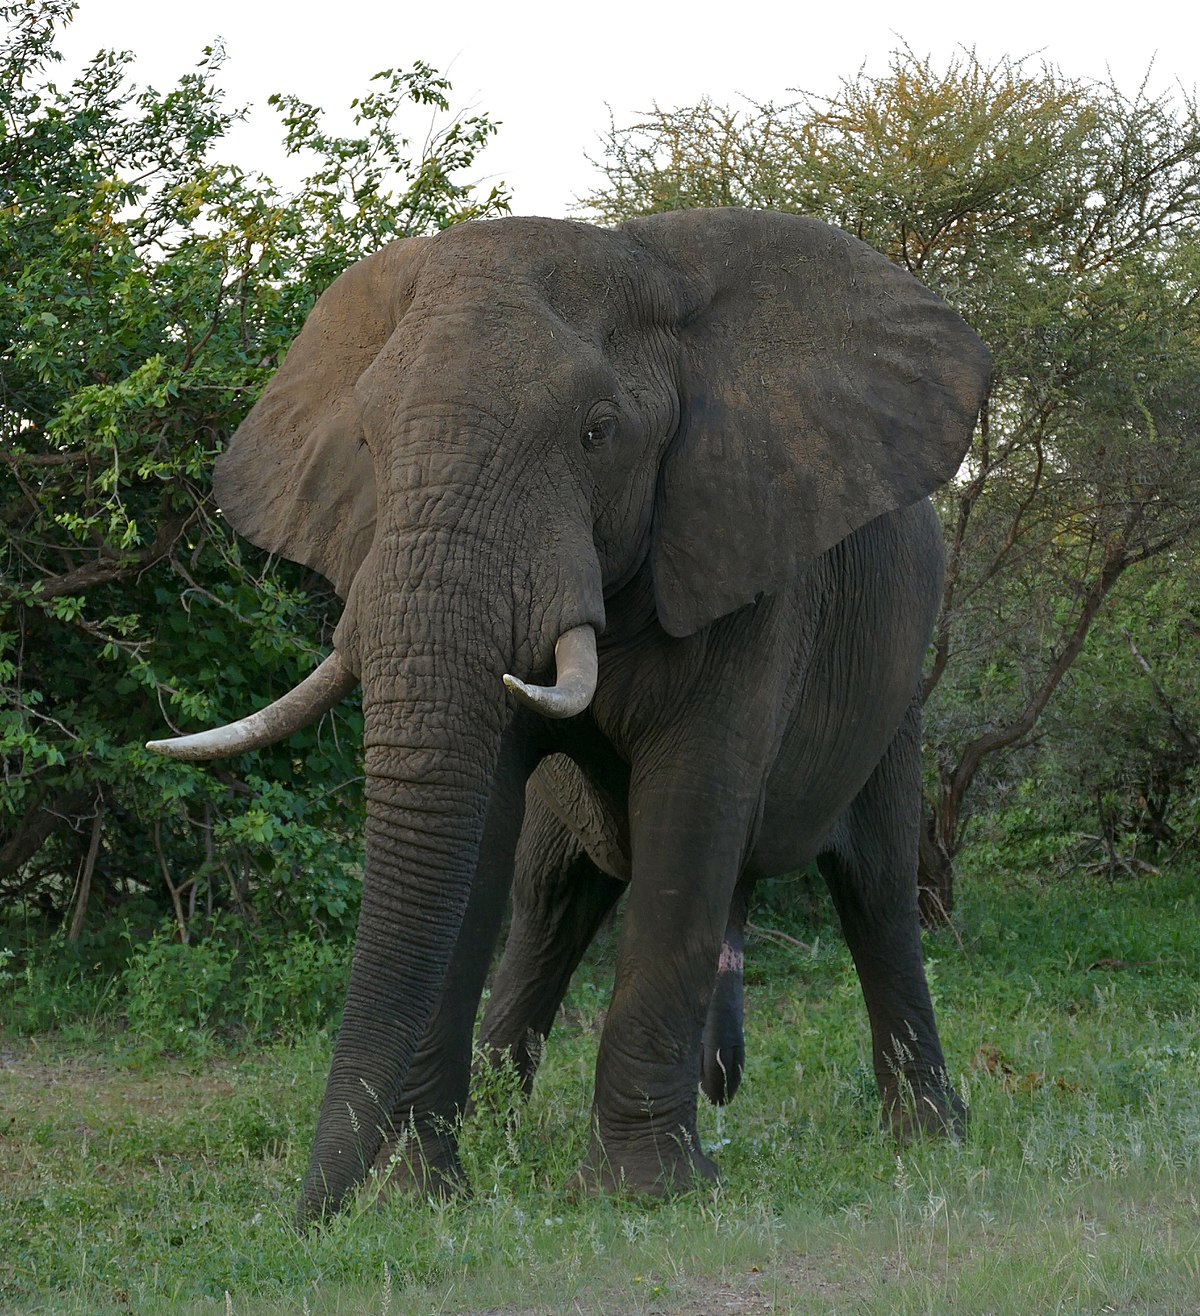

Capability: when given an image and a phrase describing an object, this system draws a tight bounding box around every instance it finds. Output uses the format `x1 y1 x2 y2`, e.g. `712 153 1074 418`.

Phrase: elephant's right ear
214 238 430 599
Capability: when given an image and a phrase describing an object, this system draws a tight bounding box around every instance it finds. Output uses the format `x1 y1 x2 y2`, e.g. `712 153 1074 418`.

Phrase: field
3 866 1200 1314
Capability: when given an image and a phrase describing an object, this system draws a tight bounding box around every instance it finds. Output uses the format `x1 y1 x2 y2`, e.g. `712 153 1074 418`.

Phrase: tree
586 49 1200 915
1031 558 1200 873
0 0 509 939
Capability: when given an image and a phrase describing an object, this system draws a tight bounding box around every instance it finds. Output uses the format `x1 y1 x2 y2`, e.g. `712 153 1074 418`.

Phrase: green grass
3 866 1199 1313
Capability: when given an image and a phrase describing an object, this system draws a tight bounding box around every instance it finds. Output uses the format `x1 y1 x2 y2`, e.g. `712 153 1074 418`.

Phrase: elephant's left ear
214 237 430 599
622 209 990 637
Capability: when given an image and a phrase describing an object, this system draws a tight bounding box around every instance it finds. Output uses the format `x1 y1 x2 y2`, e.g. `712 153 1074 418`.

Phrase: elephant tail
700 920 746 1105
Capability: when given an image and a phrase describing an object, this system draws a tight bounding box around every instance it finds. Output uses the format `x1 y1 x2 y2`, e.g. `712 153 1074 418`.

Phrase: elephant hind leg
700 887 748 1105
477 794 625 1097
820 700 963 1139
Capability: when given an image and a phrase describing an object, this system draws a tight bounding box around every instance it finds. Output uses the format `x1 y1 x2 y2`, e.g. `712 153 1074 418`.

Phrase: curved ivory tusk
503 624 598 720
146 651 357 761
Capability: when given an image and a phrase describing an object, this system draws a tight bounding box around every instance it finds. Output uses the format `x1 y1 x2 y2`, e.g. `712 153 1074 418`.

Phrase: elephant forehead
414 217 676 328
363 297 615 410
422 215 622 277
351 322 613 463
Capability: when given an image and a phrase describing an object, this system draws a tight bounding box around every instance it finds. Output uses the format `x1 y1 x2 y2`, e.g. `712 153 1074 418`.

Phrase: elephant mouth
145 624 599 760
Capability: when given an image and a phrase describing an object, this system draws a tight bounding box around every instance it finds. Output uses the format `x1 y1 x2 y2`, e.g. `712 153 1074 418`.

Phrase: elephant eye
582 412 618 451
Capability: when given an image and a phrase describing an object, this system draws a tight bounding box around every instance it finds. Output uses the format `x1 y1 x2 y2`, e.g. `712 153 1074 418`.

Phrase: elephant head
149 209 988 1219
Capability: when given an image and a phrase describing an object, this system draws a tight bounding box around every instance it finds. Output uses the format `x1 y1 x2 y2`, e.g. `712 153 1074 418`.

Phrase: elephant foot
882 1071 966 1143
568 1122 719 1198
371 1124 470 1201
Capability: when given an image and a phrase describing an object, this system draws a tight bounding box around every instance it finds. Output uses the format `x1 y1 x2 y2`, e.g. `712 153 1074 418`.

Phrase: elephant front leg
578 763 758 1195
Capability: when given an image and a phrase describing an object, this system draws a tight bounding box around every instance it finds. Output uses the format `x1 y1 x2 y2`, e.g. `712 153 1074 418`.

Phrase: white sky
50 0 1200 218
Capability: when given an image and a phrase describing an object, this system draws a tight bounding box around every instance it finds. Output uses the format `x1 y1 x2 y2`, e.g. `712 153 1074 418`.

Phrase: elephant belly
748 645 922 876
749 763 863 878
748 507 939 877
749 726 898 877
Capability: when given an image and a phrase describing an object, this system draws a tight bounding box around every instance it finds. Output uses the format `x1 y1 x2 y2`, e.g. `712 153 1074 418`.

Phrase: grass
2 864 1199 1313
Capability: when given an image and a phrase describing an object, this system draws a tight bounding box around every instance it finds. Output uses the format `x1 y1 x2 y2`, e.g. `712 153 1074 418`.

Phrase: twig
1086 957 1182 972
153 820 195 944
67 800 103 943
746 922 811 952
916 884 966 952
1123 629 1200 755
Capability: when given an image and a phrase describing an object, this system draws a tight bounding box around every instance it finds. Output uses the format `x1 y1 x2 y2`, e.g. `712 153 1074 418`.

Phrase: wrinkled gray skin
160 209 989 1222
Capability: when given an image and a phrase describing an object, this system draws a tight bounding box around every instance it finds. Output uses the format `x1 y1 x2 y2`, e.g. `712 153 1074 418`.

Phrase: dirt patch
0 1045 239 1107
455 1256 850 1314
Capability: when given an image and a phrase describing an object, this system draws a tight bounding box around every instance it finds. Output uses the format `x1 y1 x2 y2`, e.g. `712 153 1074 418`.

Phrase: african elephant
148 208 990 1222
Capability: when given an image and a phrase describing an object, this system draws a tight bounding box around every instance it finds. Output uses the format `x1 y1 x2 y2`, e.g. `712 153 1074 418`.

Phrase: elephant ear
214 237 430 599
622 209 990 637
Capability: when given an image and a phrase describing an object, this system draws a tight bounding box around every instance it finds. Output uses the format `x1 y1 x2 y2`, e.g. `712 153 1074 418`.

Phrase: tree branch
67 799 104 942
944 548 1131 843
1123 630 1200 756
17 506 197 601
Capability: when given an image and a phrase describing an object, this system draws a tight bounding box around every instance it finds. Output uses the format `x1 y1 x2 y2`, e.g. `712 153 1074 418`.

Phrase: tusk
146 651 357 761
503 624 597 719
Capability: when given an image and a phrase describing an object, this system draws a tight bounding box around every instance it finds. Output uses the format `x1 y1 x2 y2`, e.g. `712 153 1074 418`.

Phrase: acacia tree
586 50 1200 915
0 0 509 938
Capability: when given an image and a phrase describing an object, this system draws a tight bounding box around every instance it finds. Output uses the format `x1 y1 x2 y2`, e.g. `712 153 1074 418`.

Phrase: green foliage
118 924 350 1053
0 1 509 937
4 913 350 1054
587 49 1200 876
239 929 349 1034
120 924 238 1045
1033 560 1200 863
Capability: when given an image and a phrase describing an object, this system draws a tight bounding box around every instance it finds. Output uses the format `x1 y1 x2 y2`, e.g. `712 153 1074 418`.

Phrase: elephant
148 207 990 1223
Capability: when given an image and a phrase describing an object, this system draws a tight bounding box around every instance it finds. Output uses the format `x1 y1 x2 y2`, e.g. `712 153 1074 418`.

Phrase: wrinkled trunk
298 654 505 1221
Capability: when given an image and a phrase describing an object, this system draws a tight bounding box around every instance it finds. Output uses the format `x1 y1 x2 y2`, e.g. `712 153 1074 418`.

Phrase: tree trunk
917 805 956 927
0 790 88 887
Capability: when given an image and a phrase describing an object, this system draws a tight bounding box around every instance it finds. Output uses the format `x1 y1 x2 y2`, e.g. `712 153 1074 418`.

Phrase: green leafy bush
240 932 350 1036
0 0 508 949
120 925 238 1045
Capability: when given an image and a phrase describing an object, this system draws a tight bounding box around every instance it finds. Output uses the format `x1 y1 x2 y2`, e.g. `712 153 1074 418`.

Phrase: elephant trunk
299 673 504 1221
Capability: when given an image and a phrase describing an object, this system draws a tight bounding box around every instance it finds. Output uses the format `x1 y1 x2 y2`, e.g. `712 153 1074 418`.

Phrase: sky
50 0 1200 219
